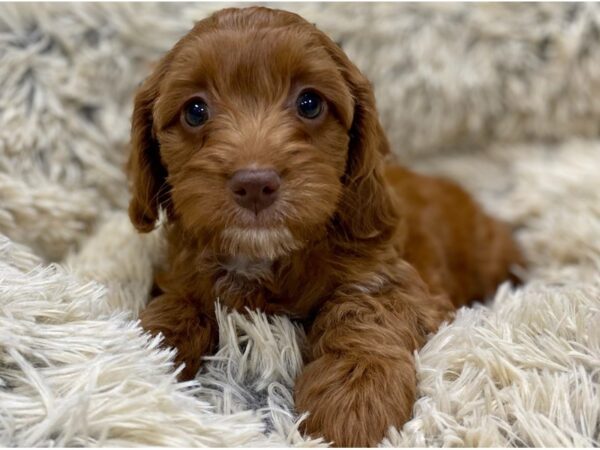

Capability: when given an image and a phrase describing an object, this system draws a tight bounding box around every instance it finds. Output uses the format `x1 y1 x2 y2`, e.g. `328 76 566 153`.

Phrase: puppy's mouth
228 189 293 230
233 206 282 227
220 225 301 260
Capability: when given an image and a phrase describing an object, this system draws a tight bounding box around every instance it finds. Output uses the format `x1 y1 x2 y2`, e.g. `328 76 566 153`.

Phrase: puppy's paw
294 353 415 447
139 295 215 381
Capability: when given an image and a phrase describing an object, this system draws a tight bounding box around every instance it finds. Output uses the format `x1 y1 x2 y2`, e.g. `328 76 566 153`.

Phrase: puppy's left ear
127 58 172 233
319 35 398 240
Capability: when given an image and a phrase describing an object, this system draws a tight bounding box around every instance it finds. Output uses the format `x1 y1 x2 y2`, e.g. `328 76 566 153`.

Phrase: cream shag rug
1 3 599 447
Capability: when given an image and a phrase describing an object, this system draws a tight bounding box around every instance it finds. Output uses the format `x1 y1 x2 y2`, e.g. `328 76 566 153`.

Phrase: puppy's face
129 8 393 260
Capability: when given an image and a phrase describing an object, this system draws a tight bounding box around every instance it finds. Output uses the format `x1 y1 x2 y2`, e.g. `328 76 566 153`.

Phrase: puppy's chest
212 256 319 317
219 256 274 282
213 256 277 306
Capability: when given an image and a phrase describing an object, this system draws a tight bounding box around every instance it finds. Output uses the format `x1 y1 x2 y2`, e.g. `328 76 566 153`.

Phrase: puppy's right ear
127 61 171 233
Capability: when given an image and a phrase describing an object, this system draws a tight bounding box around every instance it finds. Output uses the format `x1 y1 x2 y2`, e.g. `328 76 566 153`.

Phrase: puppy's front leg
139 295 217 381
295 276 452 447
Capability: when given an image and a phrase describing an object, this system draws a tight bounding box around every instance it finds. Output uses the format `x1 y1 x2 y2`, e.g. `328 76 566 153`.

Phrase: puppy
127 7 524 447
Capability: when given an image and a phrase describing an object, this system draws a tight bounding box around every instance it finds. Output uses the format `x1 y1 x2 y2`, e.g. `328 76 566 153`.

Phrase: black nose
229 169 281 214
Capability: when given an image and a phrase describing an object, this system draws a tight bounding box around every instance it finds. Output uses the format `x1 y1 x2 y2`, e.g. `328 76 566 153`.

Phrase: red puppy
127 7 524 446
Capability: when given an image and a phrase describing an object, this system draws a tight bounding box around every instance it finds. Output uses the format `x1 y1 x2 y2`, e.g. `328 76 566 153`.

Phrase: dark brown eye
296 90 323 119
183 98 209 127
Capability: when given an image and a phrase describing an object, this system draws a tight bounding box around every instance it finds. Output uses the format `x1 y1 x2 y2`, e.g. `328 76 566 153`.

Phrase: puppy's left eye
296 90 323 119
183 98 209 127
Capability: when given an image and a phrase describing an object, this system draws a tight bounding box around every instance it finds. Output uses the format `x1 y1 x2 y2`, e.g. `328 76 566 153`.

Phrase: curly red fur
127 7 524 447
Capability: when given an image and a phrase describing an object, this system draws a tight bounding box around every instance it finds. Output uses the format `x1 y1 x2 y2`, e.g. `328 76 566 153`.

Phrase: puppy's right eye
296 90 323 119
183 98 209 127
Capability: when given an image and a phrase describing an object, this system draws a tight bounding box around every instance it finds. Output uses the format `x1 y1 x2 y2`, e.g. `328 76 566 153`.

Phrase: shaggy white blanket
1 3 599 447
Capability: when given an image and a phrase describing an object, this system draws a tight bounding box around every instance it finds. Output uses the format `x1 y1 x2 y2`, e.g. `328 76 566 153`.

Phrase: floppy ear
127 60 172 233
321 37 399 240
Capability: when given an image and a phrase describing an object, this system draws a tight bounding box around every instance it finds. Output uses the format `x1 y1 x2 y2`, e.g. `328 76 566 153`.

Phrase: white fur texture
0 3 599 447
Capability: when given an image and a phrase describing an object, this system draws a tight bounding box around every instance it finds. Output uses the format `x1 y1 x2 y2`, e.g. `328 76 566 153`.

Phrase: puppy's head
128 7 397 259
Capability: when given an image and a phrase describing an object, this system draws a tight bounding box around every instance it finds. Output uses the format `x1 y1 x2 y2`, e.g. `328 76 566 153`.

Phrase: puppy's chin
219 226 302 260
